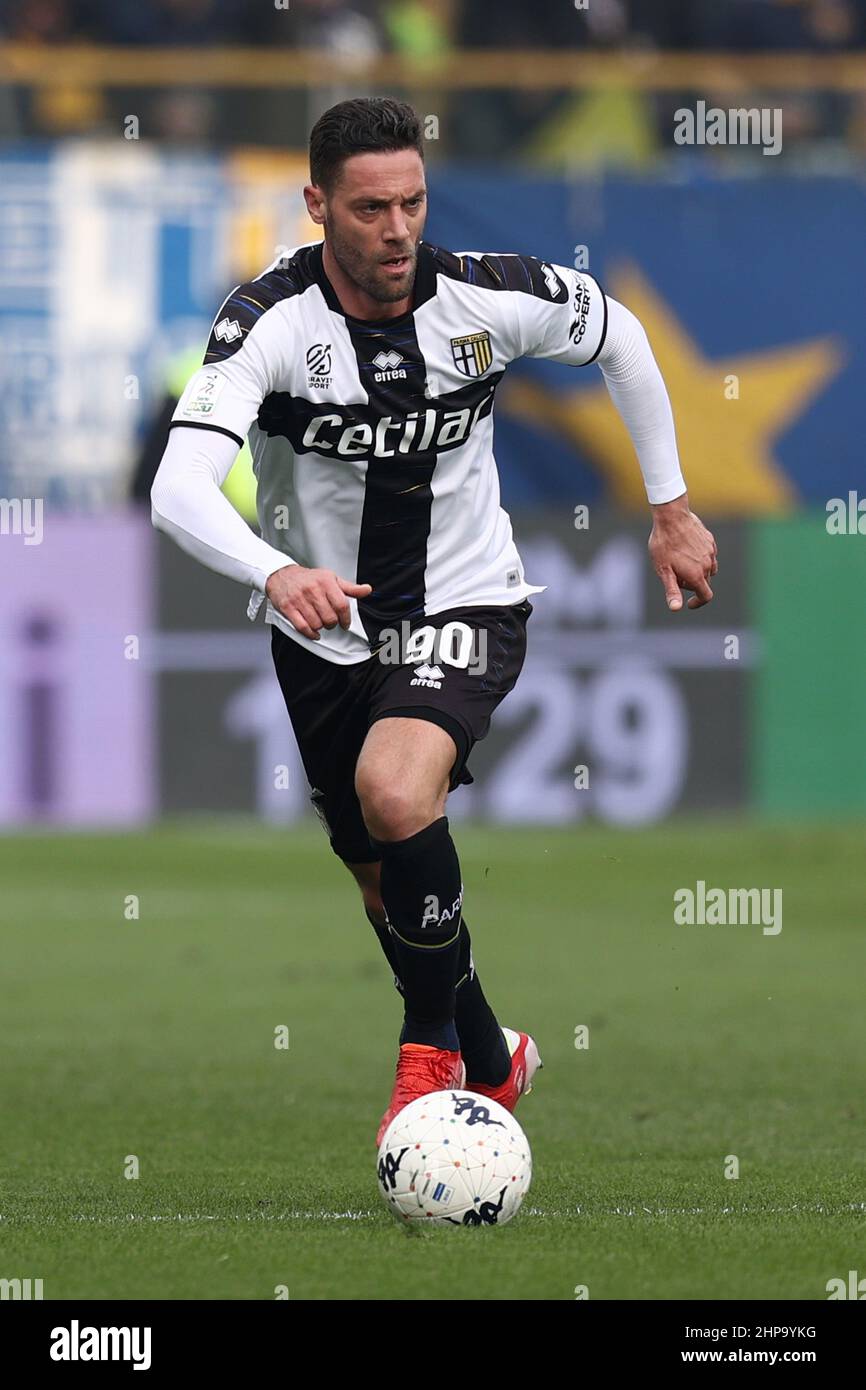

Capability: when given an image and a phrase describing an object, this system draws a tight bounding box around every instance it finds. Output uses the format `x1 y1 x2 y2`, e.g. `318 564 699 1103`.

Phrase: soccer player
151 97 717 1146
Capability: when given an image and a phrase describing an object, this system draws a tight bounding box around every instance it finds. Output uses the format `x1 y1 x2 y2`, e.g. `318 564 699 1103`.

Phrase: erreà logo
541 263 566 300
371 349 407 383
410 662 444 689
214 317 242 344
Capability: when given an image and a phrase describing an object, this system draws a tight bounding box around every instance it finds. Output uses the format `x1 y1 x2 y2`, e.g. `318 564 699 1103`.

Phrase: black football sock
368 816 462 1052
364 904 404 996
453 918 512 1087
365 887 510 1083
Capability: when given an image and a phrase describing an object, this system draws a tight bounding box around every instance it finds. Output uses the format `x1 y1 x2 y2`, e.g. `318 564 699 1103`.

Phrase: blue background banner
0 150 861 515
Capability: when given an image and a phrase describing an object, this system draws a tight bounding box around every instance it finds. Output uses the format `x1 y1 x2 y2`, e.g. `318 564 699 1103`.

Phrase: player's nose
383 207 410 242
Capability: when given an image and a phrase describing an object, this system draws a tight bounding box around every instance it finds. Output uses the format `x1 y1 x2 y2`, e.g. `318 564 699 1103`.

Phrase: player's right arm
149 284 370 639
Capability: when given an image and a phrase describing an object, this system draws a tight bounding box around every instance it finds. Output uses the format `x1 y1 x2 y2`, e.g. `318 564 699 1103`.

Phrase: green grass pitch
1 819 864 1300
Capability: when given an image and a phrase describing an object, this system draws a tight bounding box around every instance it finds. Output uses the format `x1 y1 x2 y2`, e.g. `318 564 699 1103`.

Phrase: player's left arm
510 259 718 610
595 295 717 611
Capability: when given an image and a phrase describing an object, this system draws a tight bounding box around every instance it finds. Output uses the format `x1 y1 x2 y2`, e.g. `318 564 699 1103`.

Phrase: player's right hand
265 565 372 640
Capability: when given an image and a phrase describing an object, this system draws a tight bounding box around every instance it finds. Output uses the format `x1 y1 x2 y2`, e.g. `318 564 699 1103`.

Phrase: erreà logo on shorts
50 1320 152 1371
410 662 444 689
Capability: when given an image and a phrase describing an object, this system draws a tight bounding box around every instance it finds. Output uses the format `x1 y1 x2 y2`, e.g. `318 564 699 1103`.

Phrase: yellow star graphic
501 264 842 514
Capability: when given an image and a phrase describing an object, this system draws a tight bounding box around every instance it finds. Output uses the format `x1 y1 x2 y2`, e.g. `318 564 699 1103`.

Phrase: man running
150 97 717 1146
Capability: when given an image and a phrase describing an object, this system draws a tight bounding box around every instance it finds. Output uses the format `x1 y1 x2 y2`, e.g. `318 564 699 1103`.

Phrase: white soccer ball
376 1088 532 1226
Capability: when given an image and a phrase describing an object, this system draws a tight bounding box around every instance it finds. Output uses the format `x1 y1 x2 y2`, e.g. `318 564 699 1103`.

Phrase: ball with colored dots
376 1089 531 1226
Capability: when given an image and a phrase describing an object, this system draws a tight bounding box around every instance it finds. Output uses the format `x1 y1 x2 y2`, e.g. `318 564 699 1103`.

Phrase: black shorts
270 599 533 863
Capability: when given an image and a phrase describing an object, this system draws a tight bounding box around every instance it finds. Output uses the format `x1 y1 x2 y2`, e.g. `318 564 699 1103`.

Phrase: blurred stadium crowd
3 0 866 51
2 0 866 157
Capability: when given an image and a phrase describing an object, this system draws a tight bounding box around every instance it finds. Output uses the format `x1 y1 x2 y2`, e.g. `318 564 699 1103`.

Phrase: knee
355 767 435 843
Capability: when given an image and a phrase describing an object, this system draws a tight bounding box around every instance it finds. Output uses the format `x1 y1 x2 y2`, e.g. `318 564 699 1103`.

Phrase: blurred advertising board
3 509 863 828
154 514 752 827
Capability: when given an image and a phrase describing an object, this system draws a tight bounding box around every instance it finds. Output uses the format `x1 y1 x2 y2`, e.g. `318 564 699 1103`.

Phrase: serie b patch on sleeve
178 369 226 419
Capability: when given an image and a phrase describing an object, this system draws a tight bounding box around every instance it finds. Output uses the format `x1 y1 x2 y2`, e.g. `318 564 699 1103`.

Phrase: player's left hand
648 493 718 611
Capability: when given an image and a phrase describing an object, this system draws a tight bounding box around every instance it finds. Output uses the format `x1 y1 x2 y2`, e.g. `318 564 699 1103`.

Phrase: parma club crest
451 330 493 378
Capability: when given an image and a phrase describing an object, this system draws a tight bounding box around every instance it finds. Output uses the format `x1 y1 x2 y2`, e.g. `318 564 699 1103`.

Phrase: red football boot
464 1027 542 1112
376 1042 466 1148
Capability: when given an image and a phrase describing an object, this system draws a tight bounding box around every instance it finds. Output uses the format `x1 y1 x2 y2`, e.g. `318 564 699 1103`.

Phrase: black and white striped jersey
170 239 609 664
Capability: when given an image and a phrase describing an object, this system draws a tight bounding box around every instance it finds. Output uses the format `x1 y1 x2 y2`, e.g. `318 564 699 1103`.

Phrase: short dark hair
309 97 424 190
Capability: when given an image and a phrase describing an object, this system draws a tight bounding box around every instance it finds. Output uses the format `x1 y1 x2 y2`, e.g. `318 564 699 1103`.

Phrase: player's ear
303 184 326 225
